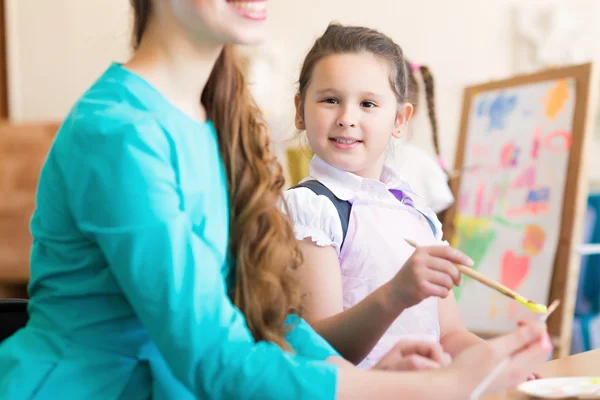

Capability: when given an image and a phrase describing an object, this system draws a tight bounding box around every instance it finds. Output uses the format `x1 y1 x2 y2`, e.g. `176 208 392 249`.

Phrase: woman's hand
448 322 552 397
373 340 452 371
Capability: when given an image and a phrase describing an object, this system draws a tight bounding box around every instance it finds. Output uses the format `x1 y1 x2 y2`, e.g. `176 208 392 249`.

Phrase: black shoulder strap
291 180 352 249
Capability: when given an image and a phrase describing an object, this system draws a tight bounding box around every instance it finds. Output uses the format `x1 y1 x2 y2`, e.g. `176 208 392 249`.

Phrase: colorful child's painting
452 78 576 333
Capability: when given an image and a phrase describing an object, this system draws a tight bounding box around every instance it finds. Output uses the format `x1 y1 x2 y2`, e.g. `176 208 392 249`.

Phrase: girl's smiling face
296 52 412 179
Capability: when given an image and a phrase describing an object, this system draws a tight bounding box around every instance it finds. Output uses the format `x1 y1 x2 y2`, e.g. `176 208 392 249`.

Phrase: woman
0 1 551 399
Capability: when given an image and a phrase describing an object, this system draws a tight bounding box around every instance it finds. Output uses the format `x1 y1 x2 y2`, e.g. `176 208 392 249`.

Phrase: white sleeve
282 187 344 255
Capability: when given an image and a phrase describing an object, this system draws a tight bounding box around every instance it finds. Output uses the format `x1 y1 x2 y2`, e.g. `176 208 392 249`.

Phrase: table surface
483 348 600 399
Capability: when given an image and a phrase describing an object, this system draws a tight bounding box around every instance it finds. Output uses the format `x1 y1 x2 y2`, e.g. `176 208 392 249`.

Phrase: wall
6 0 600 175
5 0 131 122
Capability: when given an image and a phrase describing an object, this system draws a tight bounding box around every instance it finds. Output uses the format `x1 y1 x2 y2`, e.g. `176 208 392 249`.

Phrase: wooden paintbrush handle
455 263 520 300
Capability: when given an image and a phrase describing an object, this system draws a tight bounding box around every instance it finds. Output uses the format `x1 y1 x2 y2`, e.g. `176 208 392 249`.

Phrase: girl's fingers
426 257 461 286
421 245 474 267
425 269 455 291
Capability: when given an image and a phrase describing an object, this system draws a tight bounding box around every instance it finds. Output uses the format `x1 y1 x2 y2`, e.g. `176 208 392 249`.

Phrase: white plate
517 377 600 399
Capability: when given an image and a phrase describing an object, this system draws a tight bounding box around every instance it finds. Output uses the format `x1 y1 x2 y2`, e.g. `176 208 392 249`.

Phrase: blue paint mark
526 187 550 203
488 92 518 132
477 97 487 117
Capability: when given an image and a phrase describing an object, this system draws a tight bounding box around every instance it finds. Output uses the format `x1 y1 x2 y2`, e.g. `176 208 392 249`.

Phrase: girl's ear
392 102 413 139
294 94 305 130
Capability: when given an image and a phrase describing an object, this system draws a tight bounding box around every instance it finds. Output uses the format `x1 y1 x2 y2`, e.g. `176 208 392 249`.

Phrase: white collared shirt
387 142 455 213
283 155 444 255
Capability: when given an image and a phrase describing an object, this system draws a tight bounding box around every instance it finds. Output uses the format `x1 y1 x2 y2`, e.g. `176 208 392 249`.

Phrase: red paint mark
544 130 572 152
506 202 550 217
500 250 530 290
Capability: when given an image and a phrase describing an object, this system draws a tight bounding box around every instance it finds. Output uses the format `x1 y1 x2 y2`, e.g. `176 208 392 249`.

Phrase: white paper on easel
453 78 577 333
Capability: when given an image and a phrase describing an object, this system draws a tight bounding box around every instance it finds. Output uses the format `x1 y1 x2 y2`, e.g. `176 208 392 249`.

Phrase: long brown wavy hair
130 0 301 351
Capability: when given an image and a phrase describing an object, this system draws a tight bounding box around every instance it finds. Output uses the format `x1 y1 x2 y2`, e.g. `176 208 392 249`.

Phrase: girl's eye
361 101 377 108
322 98 339 104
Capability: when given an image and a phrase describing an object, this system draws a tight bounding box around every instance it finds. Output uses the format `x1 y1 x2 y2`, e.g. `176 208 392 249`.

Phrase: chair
0 298 29 343
0 122 60 283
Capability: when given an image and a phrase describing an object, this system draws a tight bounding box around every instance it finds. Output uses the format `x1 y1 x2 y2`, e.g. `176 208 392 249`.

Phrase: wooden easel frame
443 63 599 358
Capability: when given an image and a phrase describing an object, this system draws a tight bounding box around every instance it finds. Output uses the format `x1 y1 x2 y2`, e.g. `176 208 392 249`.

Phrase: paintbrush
403 239 560 398
404 238 548 314
469 299 560 400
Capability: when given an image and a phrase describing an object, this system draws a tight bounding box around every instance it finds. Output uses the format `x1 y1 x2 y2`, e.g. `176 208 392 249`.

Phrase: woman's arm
334 322 551 400
297 239 407 364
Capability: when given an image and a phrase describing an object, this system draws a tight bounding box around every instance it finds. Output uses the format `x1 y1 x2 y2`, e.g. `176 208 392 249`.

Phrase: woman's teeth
229 1 267 12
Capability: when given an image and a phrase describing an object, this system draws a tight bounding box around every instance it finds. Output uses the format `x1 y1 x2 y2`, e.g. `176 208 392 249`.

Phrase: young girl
285 23 491 368
0 2 550 399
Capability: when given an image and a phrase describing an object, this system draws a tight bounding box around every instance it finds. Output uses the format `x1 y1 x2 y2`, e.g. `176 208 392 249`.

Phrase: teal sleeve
286 315 341 360
66 117 339 400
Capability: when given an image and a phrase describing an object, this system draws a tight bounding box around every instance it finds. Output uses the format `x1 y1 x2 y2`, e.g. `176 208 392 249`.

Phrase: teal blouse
0 64 338 399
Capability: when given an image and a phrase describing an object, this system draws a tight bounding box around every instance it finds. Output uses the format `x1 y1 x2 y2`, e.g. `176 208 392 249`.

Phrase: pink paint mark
485 193 496 216
500 250 530 290
531 126 542 160
473 143 488 159
511 166 536 189
475 182 485 217
500 142 520 168
458 192 469 213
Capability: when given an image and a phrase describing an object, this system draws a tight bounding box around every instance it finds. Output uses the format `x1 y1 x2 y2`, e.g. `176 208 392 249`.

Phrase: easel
444 63 599 358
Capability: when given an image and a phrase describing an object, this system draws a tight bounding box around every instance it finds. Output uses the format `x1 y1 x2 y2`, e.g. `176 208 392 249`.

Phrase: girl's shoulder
283 180 345 255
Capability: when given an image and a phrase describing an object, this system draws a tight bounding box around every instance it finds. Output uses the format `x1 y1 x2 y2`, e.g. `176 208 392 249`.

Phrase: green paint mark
453 221 497 300
490 214 526 230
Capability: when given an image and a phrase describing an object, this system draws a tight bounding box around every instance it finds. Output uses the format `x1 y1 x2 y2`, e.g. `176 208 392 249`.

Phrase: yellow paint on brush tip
514 294 547 313
582 377 600 385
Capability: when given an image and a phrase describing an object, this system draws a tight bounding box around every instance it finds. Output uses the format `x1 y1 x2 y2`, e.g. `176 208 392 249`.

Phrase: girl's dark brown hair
405 61 444 172
131 0 301 350
406 61 450 220
297 23 410 114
